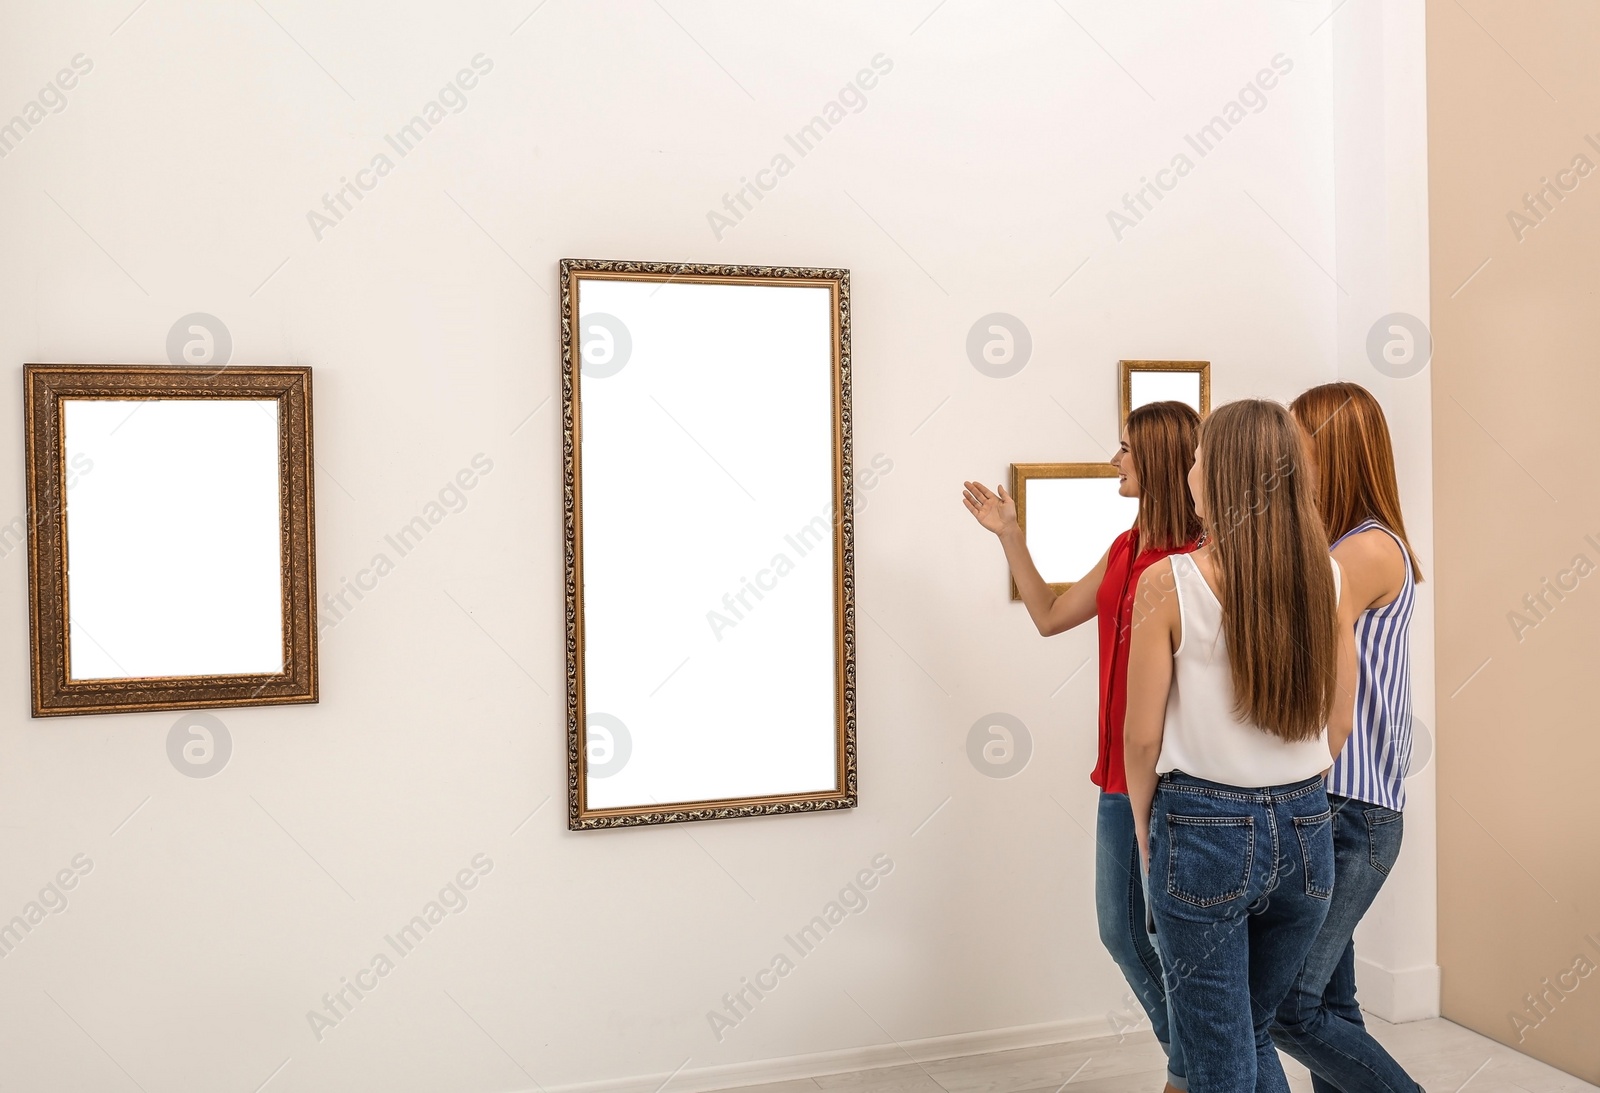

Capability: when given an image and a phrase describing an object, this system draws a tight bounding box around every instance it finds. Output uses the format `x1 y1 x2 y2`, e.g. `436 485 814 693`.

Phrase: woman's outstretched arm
962 479 1110 636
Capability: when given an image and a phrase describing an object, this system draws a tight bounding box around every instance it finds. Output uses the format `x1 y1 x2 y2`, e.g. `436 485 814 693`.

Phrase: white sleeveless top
1155 551 1340 788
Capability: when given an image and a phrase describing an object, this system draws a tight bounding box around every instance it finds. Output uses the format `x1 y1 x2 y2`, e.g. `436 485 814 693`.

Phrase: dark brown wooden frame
24 364 318 716
561 258 856 830
1008 462 1128 601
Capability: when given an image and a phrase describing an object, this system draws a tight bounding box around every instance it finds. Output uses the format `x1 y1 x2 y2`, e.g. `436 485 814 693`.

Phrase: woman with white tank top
1121 399 1359 1093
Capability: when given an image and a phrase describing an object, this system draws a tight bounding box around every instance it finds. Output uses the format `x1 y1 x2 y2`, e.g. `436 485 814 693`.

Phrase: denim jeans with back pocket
1096 792 1187 1089
1149 771 1335 1093
1269 793 1421 1093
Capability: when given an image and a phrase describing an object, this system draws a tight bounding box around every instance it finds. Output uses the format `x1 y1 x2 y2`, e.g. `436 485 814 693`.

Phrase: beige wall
1428 1 1600 1081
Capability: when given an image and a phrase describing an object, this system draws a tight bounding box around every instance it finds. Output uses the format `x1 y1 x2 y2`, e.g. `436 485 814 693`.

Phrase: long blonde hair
1200 400 1338 742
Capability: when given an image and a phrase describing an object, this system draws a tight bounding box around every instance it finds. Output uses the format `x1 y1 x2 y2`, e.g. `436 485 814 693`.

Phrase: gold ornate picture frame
24 364 318 716
1119 359 1211 423
561 259 856 829
1009 462 1138 601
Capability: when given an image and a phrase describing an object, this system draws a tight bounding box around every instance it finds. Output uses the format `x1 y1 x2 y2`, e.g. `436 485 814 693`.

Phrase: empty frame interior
1120 359 1210 422
562 260 855 829
25 365 317 716
1009 463 1140 600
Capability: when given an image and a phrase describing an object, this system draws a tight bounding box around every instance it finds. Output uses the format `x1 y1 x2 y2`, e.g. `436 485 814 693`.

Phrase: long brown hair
1199 400 1338 742
1126 401 1202 551
1289 382 1423 582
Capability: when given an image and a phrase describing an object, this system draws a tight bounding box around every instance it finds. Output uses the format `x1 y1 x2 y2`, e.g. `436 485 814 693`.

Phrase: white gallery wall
0 2 1433 1090
1330 0 1440 1024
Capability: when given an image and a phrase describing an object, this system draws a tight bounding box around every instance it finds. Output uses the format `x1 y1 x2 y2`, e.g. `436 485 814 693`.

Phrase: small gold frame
24 364 318 717
561 258 856 830
1009 462 1126 601
1119 359 1211 423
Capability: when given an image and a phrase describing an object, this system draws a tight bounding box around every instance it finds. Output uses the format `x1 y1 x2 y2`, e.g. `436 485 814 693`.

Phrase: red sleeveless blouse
1090 528 1199 793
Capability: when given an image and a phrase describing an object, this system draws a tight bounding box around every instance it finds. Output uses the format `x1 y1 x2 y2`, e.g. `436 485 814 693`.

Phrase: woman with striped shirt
1270 382 1424 1093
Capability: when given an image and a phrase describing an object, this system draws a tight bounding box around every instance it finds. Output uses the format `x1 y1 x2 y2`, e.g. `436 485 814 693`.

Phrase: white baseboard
542 1015 1111 1093
1356 957 1441 1022
528 964 1439 1093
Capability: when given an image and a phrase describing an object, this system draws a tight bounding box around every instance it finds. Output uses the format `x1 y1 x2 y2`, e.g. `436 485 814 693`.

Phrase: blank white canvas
63 399 284 680
1129 370 1203 413
578 278 839 810
1026 477 1140 584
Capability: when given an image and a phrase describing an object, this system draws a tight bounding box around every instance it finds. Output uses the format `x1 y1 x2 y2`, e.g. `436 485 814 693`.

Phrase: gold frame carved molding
560 258 857 830
24 364 318 717
1008 462 1123 601
1118 359 1211 423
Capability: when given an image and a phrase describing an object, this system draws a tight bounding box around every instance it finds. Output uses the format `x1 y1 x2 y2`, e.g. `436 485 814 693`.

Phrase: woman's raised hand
962 481 1017 536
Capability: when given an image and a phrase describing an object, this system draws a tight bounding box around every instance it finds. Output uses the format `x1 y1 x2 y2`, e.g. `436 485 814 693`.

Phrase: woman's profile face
1188 443 1208 522
1111 427 1141 498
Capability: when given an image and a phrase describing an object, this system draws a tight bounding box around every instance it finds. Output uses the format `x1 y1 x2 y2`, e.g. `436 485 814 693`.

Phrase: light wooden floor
711 1016 1598 1093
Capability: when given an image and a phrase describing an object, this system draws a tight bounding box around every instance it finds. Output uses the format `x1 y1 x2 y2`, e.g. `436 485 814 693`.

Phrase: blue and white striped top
1326 519 1416 811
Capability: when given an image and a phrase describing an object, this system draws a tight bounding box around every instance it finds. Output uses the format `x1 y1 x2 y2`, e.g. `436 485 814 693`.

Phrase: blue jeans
1149 772 1334 1093
1096 793 1187 1089
1270 794 1420 1093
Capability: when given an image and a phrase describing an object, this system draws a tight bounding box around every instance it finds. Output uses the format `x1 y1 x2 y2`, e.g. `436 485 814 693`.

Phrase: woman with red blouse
963 401 1202 1093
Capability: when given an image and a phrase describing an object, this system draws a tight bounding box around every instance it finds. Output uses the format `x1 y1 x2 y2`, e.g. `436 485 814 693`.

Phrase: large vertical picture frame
24 364 318 716
561 259 856 829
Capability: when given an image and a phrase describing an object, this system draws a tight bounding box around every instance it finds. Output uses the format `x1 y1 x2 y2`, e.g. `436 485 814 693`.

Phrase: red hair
1290 382 1422 582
